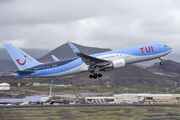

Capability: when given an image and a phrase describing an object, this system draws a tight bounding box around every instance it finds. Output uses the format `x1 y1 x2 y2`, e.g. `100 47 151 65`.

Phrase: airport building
114 94 180 104
85 97 114 104
85 97 114 100
0 83 10 90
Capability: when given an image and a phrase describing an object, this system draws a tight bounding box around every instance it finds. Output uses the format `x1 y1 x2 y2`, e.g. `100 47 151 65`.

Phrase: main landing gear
89 73 102 79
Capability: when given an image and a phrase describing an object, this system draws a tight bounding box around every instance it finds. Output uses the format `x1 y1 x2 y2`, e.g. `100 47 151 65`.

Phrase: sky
0 0 180 54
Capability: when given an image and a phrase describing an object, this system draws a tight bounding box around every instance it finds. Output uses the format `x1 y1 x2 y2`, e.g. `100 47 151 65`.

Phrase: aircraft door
46 66 51 72
155 46 159 53
125 51 129 58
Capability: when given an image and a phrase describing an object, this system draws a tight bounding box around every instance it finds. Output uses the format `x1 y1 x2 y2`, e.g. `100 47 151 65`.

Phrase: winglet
67 42 82 55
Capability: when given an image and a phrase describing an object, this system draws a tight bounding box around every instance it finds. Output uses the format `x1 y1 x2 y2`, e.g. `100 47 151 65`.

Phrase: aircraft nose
168 46 172 52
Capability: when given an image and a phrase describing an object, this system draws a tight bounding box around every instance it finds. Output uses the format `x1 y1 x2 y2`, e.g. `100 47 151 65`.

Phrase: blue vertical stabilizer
4 44 41 70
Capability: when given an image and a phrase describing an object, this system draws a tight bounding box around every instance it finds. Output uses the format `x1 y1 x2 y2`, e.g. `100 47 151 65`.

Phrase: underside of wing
67 42 111 67
79 54 111 66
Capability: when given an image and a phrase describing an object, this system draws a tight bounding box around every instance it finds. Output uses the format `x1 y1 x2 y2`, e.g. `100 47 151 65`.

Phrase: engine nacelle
105 59 126 71
112 59 126 69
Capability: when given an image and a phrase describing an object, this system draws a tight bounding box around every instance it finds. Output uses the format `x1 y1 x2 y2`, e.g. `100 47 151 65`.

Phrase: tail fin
49 84 52 97
4 43 41 70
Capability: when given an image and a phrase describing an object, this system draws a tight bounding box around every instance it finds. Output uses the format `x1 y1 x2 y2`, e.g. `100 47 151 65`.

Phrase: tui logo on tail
72 47 75 50
16 55 27 65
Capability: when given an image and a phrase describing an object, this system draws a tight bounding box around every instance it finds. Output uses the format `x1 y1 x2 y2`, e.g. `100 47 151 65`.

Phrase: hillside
0 59 16 70
146 60 180 76
0 59 17 75
59 64 174 87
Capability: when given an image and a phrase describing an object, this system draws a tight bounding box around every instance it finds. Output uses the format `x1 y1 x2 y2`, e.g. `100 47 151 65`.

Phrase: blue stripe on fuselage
15 58 83 77
25 58 78 71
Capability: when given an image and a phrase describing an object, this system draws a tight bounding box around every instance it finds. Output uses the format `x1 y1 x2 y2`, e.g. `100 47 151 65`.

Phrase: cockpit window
164 45 168 47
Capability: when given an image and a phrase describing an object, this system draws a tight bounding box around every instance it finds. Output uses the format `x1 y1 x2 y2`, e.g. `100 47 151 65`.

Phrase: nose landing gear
159 57 164 65
160 62 164 65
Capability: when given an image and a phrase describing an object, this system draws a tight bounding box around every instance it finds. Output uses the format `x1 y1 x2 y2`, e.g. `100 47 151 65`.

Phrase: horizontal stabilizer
51 55 60 61
14 70 36 74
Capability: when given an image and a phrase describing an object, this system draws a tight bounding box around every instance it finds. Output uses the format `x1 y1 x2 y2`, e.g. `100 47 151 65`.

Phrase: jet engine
104 59 126 71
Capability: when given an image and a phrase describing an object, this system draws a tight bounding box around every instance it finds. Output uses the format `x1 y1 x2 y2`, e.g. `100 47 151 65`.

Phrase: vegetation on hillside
1 105 180 120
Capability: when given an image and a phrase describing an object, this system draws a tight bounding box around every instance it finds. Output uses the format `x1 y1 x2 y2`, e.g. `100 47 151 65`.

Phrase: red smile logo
16 55 27 66
72 47 75 50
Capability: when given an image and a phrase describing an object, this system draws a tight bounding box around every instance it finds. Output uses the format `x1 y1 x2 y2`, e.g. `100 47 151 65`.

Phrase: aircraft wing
68 42 111 66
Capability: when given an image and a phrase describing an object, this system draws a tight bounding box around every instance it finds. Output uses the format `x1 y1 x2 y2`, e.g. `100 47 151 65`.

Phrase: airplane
4 42 172 79
0 96 42 105
38 84 52 104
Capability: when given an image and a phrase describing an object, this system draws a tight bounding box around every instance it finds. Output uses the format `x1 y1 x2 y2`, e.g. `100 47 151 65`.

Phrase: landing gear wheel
89 73 102 79
94 74 97 79
97 74 102 78
89 74 93 79
160 62 164 65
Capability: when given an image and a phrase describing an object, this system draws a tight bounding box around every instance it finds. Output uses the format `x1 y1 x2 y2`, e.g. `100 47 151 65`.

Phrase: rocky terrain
146 60 180 77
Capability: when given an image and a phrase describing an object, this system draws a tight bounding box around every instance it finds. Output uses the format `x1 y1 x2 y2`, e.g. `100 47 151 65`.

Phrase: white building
33 83 41 86
0 83 10 90
114 94 180 104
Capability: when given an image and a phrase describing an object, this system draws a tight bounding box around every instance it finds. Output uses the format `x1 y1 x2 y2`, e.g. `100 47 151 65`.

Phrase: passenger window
34 68 38 71
46 66 50 69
